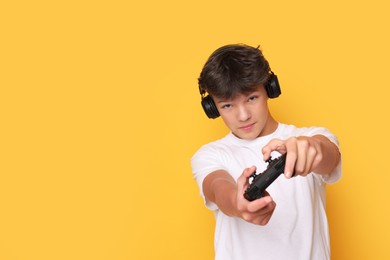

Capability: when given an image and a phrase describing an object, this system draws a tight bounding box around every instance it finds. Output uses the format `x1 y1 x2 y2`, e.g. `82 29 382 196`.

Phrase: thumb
237 166 256 192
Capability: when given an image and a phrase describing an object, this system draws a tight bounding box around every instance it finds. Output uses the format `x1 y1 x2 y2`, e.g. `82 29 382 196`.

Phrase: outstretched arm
262 134 341 179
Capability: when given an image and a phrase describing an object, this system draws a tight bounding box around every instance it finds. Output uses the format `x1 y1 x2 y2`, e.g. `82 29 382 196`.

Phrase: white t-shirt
191 123 342 260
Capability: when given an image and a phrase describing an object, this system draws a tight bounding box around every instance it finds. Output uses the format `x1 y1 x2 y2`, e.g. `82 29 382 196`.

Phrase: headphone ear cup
201 95 220 119
266 73 282 98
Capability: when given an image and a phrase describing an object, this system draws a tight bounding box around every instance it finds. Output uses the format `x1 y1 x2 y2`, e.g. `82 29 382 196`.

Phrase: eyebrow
216 99 230 103
215 91 261 103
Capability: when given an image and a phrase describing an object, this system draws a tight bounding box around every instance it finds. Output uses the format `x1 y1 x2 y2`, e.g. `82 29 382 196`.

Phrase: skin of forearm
311 135 341 176
203 172 240 217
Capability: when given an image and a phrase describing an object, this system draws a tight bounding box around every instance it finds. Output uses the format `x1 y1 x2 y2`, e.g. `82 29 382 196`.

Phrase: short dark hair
198 44 271 99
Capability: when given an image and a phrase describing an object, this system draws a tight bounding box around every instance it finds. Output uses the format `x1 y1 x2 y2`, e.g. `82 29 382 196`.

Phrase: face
212 85 277 140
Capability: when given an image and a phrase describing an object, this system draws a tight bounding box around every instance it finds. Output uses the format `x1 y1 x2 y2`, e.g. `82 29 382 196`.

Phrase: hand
235 166 276 225
262 136 324 178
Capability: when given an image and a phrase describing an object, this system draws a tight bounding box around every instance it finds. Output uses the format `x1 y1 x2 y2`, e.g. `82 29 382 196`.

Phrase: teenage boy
191 44 341 260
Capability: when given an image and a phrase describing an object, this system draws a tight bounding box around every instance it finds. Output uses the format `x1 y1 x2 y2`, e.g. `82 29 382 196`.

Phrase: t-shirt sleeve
301 126 342 184
190 145 228 211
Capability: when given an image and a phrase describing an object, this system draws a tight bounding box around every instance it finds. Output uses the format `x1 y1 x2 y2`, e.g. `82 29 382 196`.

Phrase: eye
220 104 232 109
248 95 258 102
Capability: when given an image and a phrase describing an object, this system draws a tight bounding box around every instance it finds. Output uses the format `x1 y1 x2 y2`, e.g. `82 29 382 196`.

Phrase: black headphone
199 72 281 119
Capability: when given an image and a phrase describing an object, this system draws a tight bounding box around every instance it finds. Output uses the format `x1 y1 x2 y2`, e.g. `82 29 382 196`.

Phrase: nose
237 105 250 121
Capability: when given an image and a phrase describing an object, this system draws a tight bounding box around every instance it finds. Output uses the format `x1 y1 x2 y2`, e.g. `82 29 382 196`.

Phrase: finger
243 166 257 178
250 199 276 225
259 201 276 225
262 139 284 160
303 146 317 175
247 195 274 213
295 141 308 175
284 140 298 178
237 166 256 193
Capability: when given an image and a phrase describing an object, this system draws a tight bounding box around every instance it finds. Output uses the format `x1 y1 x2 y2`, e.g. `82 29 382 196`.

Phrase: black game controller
244 153 287 201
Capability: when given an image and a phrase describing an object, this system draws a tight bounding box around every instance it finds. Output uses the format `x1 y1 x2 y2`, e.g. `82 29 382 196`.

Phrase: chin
235 131 260 140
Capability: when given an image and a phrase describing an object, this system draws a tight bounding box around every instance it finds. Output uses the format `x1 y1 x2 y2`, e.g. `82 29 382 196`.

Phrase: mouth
239 123 255 131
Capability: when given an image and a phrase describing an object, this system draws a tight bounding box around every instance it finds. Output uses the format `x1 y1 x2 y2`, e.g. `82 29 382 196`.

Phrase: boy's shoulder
276 123 333 137
196 132 233 152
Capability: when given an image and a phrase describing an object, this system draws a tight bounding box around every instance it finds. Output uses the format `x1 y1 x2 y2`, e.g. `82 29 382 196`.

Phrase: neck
258 113 278 137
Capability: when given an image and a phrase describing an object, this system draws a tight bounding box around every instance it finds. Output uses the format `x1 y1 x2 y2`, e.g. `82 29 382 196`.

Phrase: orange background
1 0 389 259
